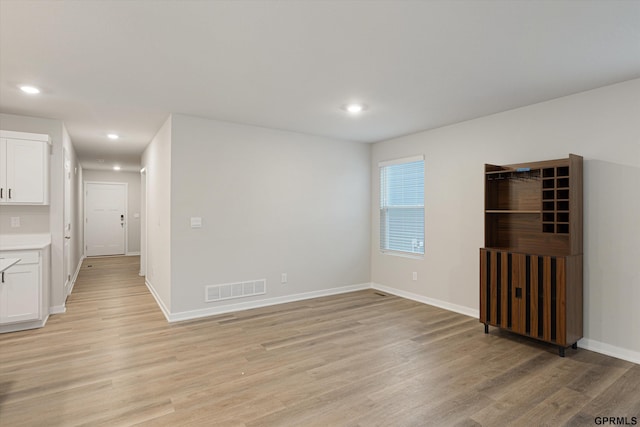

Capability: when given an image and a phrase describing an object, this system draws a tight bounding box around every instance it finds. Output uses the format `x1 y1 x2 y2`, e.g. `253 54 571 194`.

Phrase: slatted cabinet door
511 252 527 336
480 250 527 336
480 248 577 352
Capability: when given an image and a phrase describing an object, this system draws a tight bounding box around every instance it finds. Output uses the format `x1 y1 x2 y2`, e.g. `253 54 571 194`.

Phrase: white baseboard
67 255 85 296
166 283 372 323
145 278 171 322
49 305 66 314
371 282 479 319
0 316 48 334
579 338 640 365
126 252 140 256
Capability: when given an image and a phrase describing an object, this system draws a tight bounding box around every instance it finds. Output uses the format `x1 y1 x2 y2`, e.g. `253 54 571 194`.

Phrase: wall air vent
205 279 266 302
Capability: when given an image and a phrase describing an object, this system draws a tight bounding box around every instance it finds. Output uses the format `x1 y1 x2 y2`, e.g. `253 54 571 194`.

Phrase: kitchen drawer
0 251 39 264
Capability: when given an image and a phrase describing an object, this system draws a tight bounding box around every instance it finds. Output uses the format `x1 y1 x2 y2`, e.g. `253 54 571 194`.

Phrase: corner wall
62 124 84 300
141 116 172 313
73 164 83 285
371 78 640 361
169 114 371 315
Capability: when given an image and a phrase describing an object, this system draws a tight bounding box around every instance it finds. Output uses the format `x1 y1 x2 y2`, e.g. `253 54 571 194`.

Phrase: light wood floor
1 256 638 426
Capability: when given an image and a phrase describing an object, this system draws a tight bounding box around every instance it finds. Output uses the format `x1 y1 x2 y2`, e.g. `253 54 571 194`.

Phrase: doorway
140 167 147 277
84 182 127 256
64 148 72 296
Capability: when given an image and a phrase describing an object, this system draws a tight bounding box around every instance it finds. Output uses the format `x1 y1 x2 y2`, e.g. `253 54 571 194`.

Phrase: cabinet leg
559 347 565 357
484 324 489 334
571 343 578 350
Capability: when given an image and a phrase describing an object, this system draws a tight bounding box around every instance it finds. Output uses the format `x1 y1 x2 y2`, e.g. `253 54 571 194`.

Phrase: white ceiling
1 0 639 172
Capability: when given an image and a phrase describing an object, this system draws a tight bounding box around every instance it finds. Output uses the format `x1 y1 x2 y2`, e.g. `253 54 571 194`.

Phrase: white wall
371 78 640 361
0 205 49 234
73 164 84 282
83 169 141 254
140 167 146 276
169 114 371 314
141 116 172 312
0 113 84 311
62 124 84 299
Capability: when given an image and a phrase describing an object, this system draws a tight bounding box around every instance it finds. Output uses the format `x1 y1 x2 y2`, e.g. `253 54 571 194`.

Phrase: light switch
133 213 140 219
11 217 20 228
190 217 202 228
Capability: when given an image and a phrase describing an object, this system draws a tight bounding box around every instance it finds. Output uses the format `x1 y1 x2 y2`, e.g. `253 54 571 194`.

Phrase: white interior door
85 182 127 256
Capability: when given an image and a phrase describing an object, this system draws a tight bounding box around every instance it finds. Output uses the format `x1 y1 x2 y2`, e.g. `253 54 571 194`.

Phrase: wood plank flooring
1 256 638 426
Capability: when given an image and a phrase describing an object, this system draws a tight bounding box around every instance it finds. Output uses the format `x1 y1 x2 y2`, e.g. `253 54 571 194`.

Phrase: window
380 155 424 255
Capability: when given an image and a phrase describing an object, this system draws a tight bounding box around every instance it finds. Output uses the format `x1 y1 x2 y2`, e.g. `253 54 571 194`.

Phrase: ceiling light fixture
19 85 41 94
342 103 368 114
107 133 119 140
113 166 121 171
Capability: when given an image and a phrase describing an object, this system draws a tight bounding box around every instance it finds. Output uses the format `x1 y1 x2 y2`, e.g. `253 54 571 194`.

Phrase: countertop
0 234 52 251
0 258 21 272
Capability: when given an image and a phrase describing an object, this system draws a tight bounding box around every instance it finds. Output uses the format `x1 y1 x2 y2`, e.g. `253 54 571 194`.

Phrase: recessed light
113 166 121 171
19 85 40 95
107 134 119 140
342 103 368 114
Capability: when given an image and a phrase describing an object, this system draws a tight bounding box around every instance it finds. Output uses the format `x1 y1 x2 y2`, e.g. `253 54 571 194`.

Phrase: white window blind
380 156 424 255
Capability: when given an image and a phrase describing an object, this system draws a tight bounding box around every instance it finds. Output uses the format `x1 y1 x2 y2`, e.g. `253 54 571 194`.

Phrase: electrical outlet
412 272 418 281
281 273 287 284
10 217 20 228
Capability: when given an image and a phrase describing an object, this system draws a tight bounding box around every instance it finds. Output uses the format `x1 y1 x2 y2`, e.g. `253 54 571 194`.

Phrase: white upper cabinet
0 130 50 205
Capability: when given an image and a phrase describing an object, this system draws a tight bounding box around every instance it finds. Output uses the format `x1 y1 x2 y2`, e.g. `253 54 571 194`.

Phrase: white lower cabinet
0 251 42 326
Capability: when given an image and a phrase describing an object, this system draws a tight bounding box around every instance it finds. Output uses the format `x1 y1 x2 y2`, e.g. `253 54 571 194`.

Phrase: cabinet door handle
1 272 4 283
8 188 11 199
0 188 3 199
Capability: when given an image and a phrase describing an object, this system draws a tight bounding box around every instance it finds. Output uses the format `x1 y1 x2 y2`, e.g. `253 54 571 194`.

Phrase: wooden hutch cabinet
480 154 583 356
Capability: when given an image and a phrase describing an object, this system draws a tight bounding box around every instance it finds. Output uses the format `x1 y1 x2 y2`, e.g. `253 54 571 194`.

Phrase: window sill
380 250 424 260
